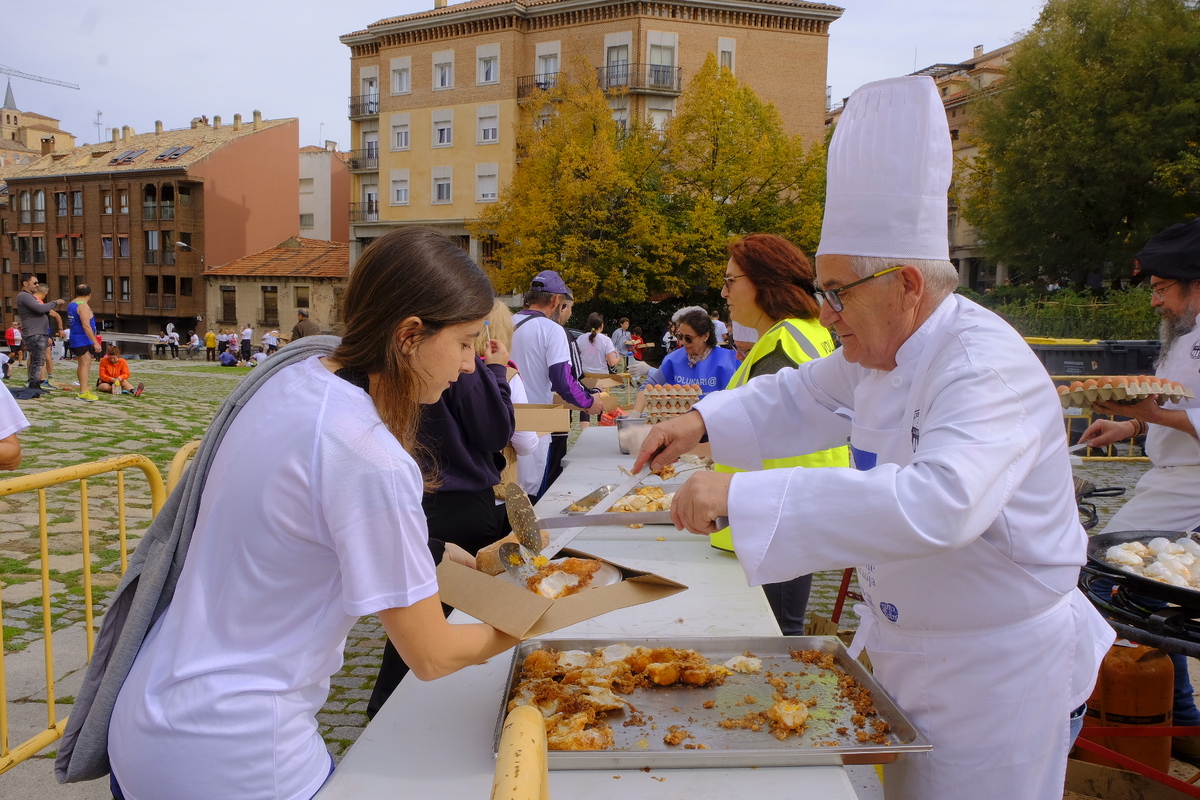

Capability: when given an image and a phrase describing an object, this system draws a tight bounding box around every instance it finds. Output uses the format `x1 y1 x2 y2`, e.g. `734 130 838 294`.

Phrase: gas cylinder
1076 640 1173 773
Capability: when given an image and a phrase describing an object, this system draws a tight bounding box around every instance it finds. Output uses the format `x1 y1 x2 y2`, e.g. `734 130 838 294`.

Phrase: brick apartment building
340 0 844 265
0 112 299 338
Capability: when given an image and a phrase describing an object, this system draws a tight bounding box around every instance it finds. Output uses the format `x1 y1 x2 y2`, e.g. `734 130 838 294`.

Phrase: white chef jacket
697 294 1114 800
1105 311 1200 533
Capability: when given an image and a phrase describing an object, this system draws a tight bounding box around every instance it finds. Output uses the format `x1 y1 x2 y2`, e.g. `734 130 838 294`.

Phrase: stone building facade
340 0 844 266
203 237 348 343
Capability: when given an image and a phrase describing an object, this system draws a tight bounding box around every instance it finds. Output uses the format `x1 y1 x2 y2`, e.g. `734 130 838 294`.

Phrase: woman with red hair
714 233 850 634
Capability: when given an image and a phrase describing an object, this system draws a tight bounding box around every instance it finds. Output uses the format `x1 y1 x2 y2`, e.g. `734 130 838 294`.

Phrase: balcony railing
596 63 683 94
347 149 379 171
516 72 560 99
146 295 159 310
162 295 176 311
348 94 380 118
160 203 175 221
143 203 157 221
144 250 159 266
350 201 379 223
162 249 176 266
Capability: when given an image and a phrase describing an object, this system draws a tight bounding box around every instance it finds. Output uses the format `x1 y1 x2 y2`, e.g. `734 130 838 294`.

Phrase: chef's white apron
1103 464 1200 534
845 344 1112 800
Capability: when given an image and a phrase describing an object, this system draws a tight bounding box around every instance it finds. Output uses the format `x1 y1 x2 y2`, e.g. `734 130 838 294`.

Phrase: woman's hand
443 543 476 569
482 338 509 367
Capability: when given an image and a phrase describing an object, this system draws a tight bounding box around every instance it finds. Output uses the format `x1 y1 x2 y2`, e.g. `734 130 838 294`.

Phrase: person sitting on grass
97 346 144 396
218 349 243 367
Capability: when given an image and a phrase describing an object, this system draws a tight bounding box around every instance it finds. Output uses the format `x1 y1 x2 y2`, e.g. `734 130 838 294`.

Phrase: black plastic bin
1024 338 1160 376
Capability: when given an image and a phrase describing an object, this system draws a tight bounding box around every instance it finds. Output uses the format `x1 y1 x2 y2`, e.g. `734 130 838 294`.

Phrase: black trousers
366 487 506 718
762 574 813 636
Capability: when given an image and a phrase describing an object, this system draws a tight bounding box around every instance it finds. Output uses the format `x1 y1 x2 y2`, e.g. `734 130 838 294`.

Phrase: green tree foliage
960 0 1200 286
663 55 826 290
473 60 679 303
474 55 825 302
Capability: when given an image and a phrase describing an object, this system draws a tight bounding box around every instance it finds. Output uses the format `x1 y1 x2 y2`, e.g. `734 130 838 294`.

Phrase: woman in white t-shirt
108 228 518 800
577 313 619 429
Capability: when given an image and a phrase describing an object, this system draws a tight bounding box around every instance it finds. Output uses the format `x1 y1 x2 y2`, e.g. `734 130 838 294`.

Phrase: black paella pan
1086 529 1200 610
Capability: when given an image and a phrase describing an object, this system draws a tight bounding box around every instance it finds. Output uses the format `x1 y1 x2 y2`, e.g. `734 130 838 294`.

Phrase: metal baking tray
493 636 932 769
558 481 677 524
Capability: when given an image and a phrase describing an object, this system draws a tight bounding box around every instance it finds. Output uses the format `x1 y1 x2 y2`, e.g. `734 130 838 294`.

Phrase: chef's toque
817 76 952 261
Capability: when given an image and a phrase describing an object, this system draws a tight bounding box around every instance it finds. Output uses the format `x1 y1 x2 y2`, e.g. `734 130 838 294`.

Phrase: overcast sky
5 0 1043 151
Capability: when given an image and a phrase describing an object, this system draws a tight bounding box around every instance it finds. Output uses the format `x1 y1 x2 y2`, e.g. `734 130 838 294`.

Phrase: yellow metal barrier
166 440 202 494
0 454 166 775
1051 376 1150 462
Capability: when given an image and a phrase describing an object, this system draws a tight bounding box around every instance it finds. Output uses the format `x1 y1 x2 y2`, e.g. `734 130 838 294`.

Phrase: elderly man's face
816 254 911 371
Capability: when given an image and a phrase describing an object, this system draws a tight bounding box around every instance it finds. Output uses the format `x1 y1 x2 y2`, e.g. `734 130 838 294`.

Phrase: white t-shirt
509 372 543 496
578 332 616 374
510 312 570 405
249 351 268 366
167 331 180 345
0 387 30 440
241 327 253 342
109 356 438 800
712 318 728 343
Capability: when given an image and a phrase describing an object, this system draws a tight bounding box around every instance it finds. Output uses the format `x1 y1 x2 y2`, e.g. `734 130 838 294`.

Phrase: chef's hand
670 470 733 534
481 338 509 367
443 543 476 569
1091 395 1160 420
632 410 707 474
1078 418 1134 449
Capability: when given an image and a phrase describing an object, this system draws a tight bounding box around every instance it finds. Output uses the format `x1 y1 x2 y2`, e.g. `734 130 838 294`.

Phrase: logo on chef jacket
911 409 921 450
879 602 899 623
1191 341 1200 359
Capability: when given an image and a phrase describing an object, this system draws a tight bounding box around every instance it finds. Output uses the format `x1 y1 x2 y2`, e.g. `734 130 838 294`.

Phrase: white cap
731 322 758 343
816 76 951 261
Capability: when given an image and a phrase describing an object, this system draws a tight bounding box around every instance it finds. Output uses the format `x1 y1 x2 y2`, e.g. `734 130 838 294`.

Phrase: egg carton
1058 375 1195 411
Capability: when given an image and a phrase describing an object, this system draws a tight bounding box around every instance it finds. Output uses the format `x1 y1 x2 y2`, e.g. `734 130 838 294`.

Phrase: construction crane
0 65 79 90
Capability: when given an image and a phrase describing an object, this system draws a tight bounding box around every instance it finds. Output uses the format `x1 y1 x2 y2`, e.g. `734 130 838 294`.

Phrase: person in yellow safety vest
713 233 850 634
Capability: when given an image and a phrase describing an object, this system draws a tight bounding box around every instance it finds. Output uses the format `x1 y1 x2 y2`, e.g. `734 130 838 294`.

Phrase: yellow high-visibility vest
710 318 850 552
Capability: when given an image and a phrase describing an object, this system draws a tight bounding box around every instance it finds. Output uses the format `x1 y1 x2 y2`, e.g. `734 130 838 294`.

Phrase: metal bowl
615 415 650 455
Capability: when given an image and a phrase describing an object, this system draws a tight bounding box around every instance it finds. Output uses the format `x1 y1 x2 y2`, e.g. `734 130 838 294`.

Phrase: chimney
122 125 132 143
41 137 55 155
973 44 984 59
191 117 202 129
155 120 163 134
325 140 338 151
233 113 242 131
435 0 447 7
252 110 262 131
112 128 120 143
212 115 222 129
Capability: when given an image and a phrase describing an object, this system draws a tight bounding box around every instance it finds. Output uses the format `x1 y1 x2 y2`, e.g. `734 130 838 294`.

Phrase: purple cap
530 270 570 295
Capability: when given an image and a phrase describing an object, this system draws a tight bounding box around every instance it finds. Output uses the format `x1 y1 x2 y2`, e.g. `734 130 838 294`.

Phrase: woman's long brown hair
332 228 494 474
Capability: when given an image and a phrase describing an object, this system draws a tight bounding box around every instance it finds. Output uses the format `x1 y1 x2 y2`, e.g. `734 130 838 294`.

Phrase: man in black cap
1081 217 1200 757
511 270 606 497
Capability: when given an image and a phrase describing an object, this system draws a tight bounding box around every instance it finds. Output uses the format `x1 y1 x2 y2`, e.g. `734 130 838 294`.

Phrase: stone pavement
0 354 1163 795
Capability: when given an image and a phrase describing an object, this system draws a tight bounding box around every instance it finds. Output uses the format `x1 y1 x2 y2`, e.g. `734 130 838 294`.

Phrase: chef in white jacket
635 75 1115 800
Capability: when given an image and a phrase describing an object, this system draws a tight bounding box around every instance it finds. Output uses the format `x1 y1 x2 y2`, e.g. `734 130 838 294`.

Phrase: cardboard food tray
494 635 931 770
437 549 686 640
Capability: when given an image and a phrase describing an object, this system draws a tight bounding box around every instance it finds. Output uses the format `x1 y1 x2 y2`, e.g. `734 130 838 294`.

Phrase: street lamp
175 240 204 268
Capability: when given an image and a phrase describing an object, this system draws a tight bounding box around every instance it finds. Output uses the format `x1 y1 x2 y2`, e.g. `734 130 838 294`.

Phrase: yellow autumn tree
664 54 826 290
472 59 681 302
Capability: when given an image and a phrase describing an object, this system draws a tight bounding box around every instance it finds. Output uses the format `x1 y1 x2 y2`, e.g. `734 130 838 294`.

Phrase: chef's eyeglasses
816 266 903 313
1150 281 1178 300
